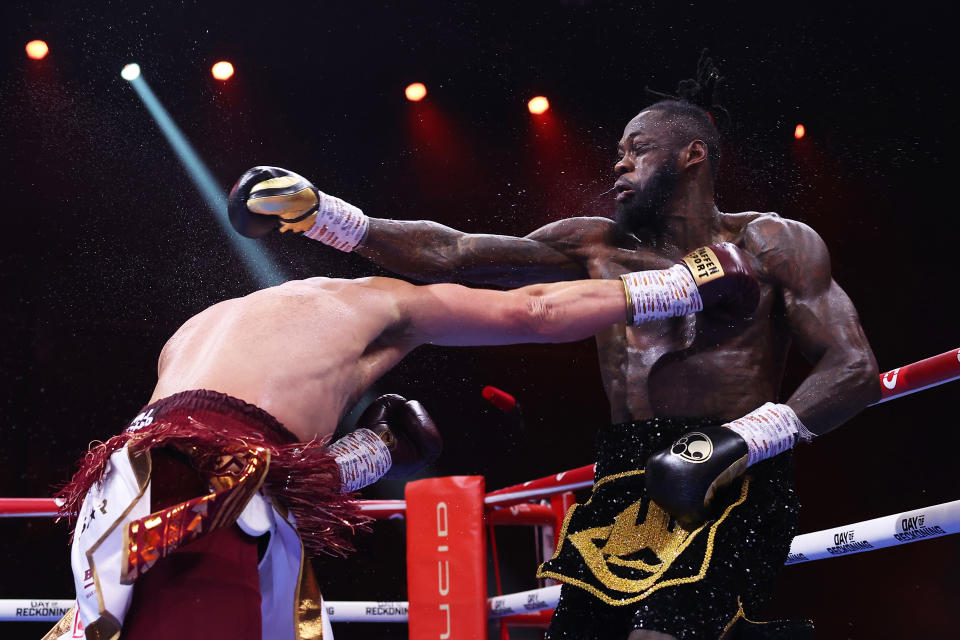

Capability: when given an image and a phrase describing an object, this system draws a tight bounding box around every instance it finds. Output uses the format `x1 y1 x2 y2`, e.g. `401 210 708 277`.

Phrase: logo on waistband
127 409 155 432
670 432 713 463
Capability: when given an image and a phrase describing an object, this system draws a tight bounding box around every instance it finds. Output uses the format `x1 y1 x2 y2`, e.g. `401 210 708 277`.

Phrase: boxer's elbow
853 351 881 405
513 290 573 343
839 347 881 407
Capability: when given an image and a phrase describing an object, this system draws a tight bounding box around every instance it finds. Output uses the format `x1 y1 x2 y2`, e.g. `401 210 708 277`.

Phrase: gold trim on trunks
537 472 751 606
82 448 153 635
82 611 122 640
271 495 325 640
721 596 774 636
541 469 648 566
121 447 270 584
296 550 326 640
41 606 79 640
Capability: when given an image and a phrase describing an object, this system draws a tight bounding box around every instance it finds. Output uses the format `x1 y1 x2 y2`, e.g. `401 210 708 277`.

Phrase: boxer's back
151 277 414 442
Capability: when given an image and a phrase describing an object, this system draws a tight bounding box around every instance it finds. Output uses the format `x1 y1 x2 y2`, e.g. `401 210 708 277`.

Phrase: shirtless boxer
47 202 758 640
237 94 880 638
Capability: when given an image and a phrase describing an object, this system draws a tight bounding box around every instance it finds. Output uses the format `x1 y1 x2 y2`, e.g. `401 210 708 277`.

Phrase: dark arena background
2 2 958 639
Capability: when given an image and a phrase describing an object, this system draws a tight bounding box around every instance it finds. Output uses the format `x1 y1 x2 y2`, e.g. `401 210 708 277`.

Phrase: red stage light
211 61 234 81
405 82 427 102
528 96 550 115
26 40 49 60
794 124 805 140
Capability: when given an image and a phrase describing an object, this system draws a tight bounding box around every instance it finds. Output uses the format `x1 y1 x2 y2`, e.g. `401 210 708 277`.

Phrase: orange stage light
794 124 806 140
405 82 427 102
528 96 550 115
26 40 49 60
211 61 235 81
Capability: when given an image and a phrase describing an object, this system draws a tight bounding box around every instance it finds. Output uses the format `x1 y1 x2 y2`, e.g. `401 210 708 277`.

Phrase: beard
614 159 681 232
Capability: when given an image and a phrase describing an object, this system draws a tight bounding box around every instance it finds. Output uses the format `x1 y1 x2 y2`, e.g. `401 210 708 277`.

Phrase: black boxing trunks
537 418 812 640
48 390 363 640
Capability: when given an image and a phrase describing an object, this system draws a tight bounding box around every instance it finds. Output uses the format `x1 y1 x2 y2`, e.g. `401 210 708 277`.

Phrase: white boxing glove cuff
326 428 392 492
620 264 704 325
724 402 813 467
303 191 369 252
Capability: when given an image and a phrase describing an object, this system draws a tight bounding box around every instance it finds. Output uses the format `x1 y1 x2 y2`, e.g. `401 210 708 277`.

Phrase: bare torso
356 204 875 432
555 212 790 423
148 271 636 441
150 278 414 442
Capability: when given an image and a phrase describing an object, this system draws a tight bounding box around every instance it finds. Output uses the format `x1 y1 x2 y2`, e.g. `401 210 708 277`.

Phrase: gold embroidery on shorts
121 447 270 584
568 498 698 594
540 469 646 566
538 476 752 606
721 597 746 636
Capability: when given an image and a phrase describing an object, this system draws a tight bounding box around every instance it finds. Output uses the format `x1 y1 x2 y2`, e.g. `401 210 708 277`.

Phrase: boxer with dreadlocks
232 51 879 639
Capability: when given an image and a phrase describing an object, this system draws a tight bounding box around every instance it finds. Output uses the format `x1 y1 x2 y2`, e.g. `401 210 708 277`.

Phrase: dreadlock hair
642 50 729 179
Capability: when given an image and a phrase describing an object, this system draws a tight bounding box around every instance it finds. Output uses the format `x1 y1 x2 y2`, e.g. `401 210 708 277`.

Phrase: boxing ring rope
3 348 958 626
4 497 960 623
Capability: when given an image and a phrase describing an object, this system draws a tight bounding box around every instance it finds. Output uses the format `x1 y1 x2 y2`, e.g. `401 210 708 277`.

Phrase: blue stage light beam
123 65 285 288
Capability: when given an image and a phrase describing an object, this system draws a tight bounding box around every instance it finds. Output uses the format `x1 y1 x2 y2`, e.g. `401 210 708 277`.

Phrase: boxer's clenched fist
228 166 369 251
620 242 760 325
645 403 810 527
681 242 760 318
356 393 442 479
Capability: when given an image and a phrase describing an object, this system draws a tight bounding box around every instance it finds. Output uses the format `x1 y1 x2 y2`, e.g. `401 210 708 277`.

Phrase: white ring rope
0 599 410 624
5 499 957 623
488 585 562 619
785 498 960 564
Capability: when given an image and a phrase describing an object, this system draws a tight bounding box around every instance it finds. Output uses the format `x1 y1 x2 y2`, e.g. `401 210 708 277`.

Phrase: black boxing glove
355 394 443 479
645 403 813 528
227 166 368 250
644 426 749 528
620 242 760 325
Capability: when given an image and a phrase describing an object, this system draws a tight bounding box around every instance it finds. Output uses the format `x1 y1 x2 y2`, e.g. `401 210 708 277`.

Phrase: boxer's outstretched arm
748 218 880 435
356 217 588 287
396 278 626 347
229 166 589 287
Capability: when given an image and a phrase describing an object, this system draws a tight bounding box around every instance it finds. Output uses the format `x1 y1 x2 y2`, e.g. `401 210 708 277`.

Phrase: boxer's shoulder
732 212 830 287
270 276 408 297
239 277 413 327
725 211 817 244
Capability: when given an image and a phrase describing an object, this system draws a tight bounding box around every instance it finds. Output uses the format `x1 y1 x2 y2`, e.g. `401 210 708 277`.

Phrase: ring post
406 476 487 639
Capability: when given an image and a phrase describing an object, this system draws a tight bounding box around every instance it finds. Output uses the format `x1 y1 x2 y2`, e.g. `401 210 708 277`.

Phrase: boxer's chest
581 246 783 421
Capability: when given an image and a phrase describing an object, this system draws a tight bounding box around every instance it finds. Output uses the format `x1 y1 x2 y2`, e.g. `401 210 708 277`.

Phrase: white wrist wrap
724 402 813 467
326 428 392 492
620 264 704 325
303 191 369 252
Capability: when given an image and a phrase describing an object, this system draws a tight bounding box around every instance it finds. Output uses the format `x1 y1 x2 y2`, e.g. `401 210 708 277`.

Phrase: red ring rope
1 348 956 518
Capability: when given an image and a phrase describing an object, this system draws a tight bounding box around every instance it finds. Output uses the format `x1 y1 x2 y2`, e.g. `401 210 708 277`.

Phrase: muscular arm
395 278 627 347
749 217 880 434
355 217 588 287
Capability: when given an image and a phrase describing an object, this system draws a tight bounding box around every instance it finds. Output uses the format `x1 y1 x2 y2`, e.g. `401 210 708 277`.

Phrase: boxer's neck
634 189 721 253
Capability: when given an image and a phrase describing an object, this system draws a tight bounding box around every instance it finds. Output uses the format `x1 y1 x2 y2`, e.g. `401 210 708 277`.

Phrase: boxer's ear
681 139 709 169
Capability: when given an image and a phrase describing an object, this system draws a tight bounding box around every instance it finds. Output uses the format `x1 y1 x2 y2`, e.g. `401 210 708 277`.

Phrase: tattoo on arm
355 217 587 287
